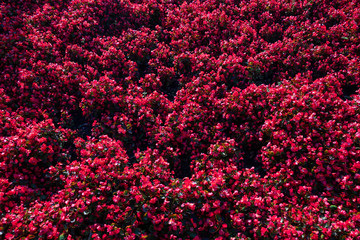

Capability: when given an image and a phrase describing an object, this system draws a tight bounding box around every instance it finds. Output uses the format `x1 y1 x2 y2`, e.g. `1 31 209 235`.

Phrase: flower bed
0 0 360 239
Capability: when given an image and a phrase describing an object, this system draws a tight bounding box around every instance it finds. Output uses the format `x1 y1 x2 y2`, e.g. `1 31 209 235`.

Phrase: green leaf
209 227 217 234
189 232 197 238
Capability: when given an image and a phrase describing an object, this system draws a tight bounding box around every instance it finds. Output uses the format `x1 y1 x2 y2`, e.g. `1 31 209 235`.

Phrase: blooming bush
1 0 360 239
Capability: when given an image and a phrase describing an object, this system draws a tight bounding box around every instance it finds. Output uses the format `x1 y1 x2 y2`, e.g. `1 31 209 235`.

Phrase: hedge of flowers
1 0 360 239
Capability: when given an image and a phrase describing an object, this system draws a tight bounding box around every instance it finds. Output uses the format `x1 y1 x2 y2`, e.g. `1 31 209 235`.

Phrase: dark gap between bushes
340 84 358 100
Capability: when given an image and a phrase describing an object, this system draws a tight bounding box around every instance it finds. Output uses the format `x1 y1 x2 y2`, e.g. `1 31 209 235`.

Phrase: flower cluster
1 0 360 239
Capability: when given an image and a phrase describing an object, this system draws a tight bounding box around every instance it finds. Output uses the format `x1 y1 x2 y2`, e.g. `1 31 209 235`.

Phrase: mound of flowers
1 0 360 239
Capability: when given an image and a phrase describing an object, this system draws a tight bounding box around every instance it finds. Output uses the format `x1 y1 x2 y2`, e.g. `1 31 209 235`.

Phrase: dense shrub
1 0 360 239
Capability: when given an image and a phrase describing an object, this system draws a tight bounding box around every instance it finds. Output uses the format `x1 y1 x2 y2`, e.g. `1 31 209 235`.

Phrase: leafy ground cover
1 0 360 239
